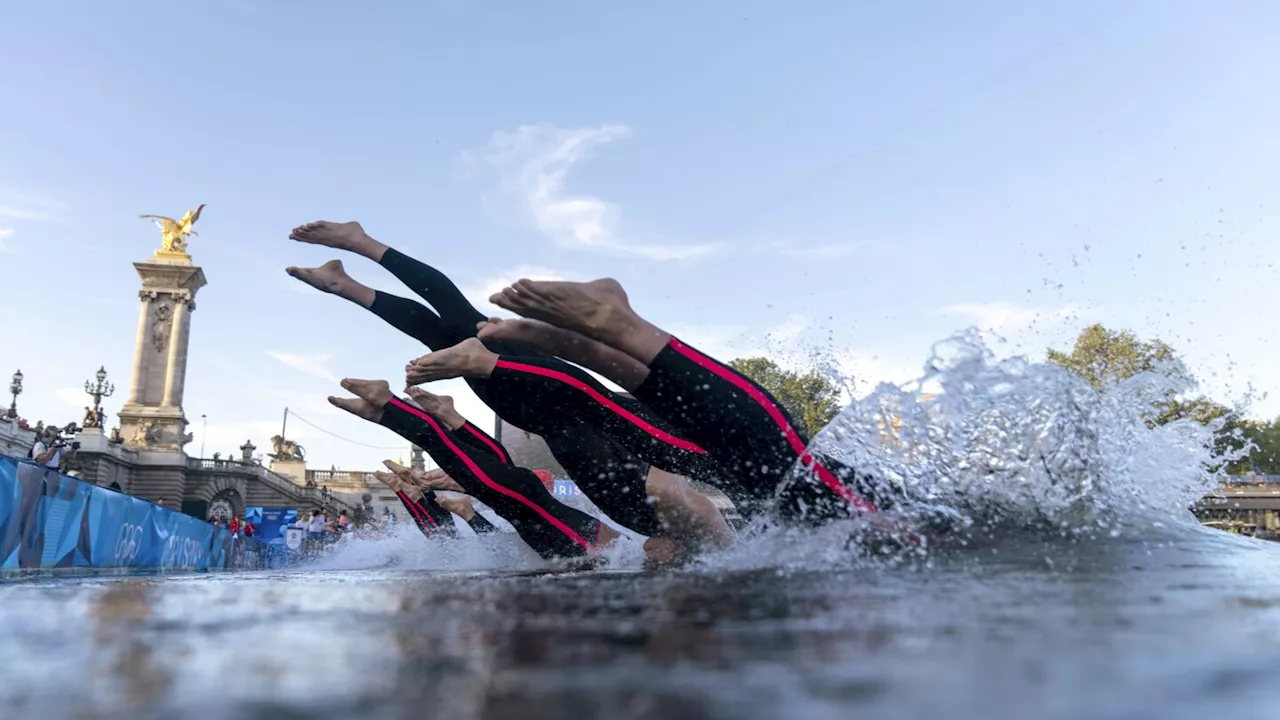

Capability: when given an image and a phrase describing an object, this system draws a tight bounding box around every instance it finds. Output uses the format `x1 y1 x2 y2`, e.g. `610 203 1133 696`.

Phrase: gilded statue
139 204 206 255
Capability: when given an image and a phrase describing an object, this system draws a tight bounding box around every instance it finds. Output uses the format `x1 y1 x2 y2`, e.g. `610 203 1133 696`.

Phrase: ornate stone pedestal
116 255 206 454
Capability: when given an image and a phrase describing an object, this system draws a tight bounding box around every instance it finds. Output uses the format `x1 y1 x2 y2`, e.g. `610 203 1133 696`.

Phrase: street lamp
7 369 22 420
83 366 114 429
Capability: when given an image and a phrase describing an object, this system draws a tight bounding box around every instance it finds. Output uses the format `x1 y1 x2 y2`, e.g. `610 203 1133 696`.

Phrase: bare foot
435 494 476 522
404 387 455 417
405 338 497 385
476 317 571 348
372 470 409 495
328 395 383 422
489 278 639 346
286 260 353 296
340 378 393 407
383 461 465 493
289 220 373 252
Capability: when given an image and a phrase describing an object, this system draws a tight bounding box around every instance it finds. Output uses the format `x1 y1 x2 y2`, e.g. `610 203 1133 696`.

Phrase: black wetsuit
396 489 457 538
364 248 682 534
466 512 500 535
629 336 881 523
378 397 604 559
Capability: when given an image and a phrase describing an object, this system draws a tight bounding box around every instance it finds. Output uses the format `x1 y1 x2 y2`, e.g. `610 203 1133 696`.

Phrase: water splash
804 329 1236 539
297 510 649 574
299 330 1242 575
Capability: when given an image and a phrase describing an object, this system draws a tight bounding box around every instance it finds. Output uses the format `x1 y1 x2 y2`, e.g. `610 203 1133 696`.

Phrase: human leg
330 379 611 559
489 278 876 521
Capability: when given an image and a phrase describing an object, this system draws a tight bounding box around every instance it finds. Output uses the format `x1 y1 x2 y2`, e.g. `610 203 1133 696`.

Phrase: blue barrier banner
0 455 292 571
246 506 297 548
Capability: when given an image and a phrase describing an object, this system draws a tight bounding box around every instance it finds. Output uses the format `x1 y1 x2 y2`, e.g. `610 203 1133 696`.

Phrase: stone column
128 292 156 404
162 294 192 407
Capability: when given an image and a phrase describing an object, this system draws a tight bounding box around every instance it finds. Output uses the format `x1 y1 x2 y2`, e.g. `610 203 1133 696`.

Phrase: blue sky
3 0 1278 471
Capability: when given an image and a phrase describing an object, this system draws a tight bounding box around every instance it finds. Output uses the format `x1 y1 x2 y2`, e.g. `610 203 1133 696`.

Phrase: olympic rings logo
114 523 145 564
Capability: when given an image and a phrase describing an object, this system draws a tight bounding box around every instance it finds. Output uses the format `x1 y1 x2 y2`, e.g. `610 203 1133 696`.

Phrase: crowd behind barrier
0 455 293 572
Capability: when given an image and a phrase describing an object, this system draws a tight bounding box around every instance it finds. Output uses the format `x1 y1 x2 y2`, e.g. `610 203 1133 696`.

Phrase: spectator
156 497 166 508
229 516 241 537
307 510 325 541
338 510 350 531
243 518 256 538
30 427 63 470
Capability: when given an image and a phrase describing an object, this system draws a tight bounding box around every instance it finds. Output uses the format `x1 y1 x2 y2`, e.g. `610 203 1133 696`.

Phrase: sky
2 0 1279 471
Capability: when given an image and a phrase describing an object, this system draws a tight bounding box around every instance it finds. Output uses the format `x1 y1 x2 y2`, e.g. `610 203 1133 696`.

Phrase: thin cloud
471 123 717 261
265 351 337 382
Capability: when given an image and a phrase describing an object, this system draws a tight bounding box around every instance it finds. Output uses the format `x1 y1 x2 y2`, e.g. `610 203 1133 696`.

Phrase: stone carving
108 427 123 444
152 303 172 352
131 421 161 447
139 289 160 302
269 435 305 461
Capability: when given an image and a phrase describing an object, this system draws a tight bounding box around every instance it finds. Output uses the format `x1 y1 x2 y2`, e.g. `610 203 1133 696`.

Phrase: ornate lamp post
7 370 22 420
83 366 114 429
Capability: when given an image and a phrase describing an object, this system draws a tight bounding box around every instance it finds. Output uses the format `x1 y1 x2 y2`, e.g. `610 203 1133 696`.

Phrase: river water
1 528 1279 719
3 334 1275 719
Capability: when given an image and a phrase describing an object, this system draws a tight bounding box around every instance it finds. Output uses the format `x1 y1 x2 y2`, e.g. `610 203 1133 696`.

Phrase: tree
1045 324 1183 391
1231 418 1280 474
1047 324 1246 463
727 357 842 438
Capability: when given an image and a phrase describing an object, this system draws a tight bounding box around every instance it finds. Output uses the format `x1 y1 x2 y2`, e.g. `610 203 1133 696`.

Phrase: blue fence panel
0 455 293 572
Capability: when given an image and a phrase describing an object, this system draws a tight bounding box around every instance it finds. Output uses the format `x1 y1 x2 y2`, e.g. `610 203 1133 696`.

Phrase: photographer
30 427 64 470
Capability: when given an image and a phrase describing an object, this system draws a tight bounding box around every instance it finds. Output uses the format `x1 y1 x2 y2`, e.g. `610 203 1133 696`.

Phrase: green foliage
1229 418 1280 474
1045 324 1183 391
727 357 842 438
1047 323 1249 466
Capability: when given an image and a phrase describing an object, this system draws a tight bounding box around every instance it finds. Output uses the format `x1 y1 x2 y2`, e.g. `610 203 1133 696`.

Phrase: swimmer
329 377 618 560
483 278 890 524
286 221 736 558
403 387 733 562
286 220 729 527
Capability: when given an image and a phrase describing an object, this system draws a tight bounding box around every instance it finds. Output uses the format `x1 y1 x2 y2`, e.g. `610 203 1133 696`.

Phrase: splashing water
802 329 1235 540
298 508 650 574
298 330 1241 575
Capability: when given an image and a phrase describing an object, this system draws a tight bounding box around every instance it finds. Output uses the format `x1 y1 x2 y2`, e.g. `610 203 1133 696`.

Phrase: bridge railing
186 458 355 512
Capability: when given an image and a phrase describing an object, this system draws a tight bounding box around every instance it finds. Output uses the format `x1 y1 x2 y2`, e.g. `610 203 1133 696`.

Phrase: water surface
2 526 1278 719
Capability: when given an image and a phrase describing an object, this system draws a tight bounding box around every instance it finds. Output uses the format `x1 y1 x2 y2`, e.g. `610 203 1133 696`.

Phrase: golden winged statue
139 204 206 255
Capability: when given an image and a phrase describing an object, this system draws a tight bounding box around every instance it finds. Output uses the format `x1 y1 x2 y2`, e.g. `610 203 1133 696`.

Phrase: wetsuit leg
633 337 877 522
367 250 703 531
368 291 471 352
488 354 710 473
467 513 500 535
378 248 548 358
542 423 663 537
452 420 512 466
396 490 456 538
379 397 603 560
